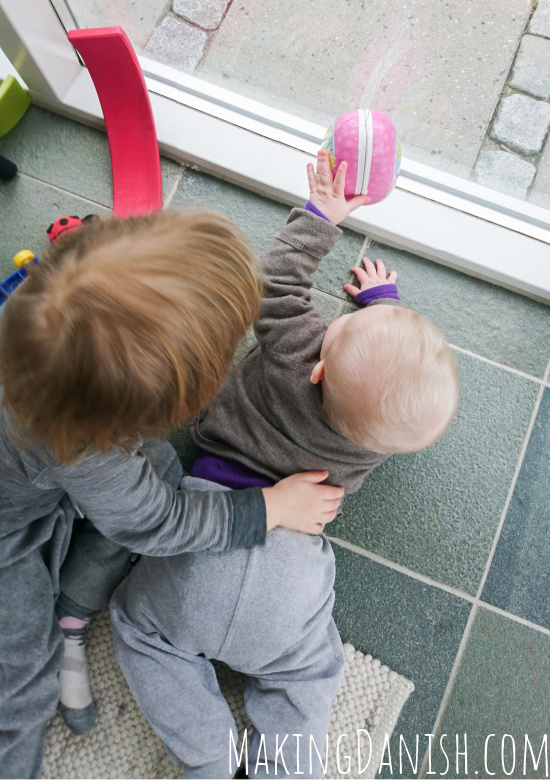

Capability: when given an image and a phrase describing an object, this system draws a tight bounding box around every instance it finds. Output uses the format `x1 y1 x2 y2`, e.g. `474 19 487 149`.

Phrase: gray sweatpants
0 440 182 779
110 478 345 780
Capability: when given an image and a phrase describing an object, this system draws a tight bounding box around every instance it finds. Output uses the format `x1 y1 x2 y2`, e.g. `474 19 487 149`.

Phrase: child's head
310 304 459 454
0 210 261 461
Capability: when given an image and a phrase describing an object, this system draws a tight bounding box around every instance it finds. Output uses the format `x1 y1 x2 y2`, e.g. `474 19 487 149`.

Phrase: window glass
67 0 550 210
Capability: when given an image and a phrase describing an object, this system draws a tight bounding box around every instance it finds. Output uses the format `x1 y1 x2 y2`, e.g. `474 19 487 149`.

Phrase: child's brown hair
0 210 261 462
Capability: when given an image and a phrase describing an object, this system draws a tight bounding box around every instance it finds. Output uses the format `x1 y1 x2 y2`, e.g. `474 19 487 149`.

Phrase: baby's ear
310 360 325 385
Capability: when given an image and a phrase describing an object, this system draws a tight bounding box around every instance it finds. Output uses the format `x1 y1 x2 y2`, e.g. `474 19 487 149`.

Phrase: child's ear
310 360 325 385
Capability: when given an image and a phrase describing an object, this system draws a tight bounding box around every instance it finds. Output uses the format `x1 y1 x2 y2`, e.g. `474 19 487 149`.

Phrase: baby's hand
307 150 370 225
343 257 397 298
263 471 344 535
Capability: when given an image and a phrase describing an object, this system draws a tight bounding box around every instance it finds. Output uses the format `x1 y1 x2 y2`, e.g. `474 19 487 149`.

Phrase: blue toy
0 251 39 306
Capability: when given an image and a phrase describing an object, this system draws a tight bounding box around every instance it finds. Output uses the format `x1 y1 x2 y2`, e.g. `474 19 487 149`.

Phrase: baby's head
0 210 261 461
310 304 459 453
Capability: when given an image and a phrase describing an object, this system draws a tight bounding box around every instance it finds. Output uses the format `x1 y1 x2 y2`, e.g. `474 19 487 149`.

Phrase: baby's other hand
263 471 344 535
343 257 397 298
307 150 370 225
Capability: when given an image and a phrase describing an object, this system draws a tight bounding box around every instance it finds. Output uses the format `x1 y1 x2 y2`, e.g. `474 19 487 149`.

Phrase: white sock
59 617 93 709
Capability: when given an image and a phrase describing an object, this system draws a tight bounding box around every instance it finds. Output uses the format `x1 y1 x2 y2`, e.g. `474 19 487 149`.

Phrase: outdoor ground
68 0 550 207
1 105 550 778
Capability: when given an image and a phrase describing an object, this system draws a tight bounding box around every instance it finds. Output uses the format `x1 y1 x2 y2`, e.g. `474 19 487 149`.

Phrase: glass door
2 0 549 300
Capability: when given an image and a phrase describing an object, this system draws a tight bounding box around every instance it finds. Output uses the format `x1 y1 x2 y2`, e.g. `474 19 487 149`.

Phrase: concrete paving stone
171 168 366 298
490 93 550 156
333 545 472 780
0 175 111 272
529 0 550 38
509 34 550 100
67 0 172 51
144 16 207 73
472 150 536 198
172 0 228 30
0 107 183 210
359 241 550 379
329 351 540 594
429 608 550 779
197 0 531 179
530 131 550 208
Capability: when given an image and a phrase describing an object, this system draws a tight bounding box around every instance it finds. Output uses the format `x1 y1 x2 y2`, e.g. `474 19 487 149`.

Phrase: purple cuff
304 201 331 222
191 452 275 490
355 284 400 307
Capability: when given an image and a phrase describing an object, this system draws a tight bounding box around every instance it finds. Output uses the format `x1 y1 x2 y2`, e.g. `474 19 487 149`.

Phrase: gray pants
110 478 345 780
0 440 182 779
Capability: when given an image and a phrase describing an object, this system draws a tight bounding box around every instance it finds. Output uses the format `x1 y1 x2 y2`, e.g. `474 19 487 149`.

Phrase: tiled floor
2 106 550 779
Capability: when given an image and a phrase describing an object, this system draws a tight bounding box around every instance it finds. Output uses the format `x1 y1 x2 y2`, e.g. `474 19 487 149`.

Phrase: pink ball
321 109 401 204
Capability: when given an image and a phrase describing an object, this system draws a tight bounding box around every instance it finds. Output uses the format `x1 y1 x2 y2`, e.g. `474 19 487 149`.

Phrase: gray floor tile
0 106 183 209
364 240 550 378
311 289 344 325
0 175 111 274
171 169 366 298
428 608 550 779
329 351 540 594
482 387 550 630
332 544 472 779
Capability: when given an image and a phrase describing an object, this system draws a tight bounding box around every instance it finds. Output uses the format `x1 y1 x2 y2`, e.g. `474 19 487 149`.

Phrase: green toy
0 75 30 138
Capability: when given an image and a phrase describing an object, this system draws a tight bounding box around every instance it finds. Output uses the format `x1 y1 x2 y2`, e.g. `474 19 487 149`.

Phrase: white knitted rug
42 609 414 780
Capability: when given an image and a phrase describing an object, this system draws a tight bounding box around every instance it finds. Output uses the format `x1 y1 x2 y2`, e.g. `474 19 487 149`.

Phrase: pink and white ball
321 109 401 204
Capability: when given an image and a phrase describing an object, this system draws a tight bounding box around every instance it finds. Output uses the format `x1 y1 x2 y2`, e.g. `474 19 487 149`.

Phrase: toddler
0 209 343 779
110 153 460 779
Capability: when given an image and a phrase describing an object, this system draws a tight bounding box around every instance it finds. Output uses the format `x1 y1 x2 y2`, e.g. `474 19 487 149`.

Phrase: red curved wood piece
68 27 162 217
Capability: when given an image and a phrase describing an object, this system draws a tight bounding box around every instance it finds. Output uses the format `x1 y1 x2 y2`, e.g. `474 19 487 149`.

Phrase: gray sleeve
53 448 266 555
254 208 342 362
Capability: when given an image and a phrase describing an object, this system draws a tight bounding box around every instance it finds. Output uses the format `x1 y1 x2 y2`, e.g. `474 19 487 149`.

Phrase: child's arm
54 450 343 556
254 151 369 360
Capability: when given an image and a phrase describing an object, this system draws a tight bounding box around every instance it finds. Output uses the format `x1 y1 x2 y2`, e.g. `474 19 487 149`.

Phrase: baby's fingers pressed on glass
307 150 370 225
263 471 344 534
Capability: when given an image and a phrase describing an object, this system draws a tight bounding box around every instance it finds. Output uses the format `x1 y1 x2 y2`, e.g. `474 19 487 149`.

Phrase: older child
110 153 460 779
0 210 344 779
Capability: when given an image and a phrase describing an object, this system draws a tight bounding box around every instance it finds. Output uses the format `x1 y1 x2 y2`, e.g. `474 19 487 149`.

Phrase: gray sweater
191 209 390 494
0 304 265 556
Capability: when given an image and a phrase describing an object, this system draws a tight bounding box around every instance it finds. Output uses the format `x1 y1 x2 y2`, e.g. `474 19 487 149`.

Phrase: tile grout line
163 168 185 208
328 536 476 604
417 604 479 779
475 352 550 602
16 171 113 211
478 601 550 638
329 537 550 640
448 342 548 386
418 352 550 779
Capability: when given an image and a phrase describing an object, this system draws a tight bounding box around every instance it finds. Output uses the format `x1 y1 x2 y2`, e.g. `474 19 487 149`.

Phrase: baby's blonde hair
322 306 459 453
0 210 261 462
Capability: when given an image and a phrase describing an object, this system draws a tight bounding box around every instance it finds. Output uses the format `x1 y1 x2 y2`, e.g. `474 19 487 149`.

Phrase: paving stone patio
67 0 550 208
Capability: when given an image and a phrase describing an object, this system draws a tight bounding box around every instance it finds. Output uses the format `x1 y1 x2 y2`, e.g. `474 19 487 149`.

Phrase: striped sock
58 616 97 734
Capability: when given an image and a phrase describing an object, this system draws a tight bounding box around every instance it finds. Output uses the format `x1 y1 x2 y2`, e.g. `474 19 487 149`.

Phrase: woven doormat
42 609 414 779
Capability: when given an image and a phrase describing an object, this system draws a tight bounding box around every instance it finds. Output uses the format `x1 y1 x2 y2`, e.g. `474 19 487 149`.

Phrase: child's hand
343 257 397 298
307 150 370 225
263 471 344 535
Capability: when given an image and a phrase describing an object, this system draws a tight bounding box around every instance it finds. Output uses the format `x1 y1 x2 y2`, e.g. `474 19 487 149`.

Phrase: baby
110 151 460 779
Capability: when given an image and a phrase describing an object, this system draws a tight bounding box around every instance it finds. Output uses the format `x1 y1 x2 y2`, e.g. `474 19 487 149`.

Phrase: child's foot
58 616 97 735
